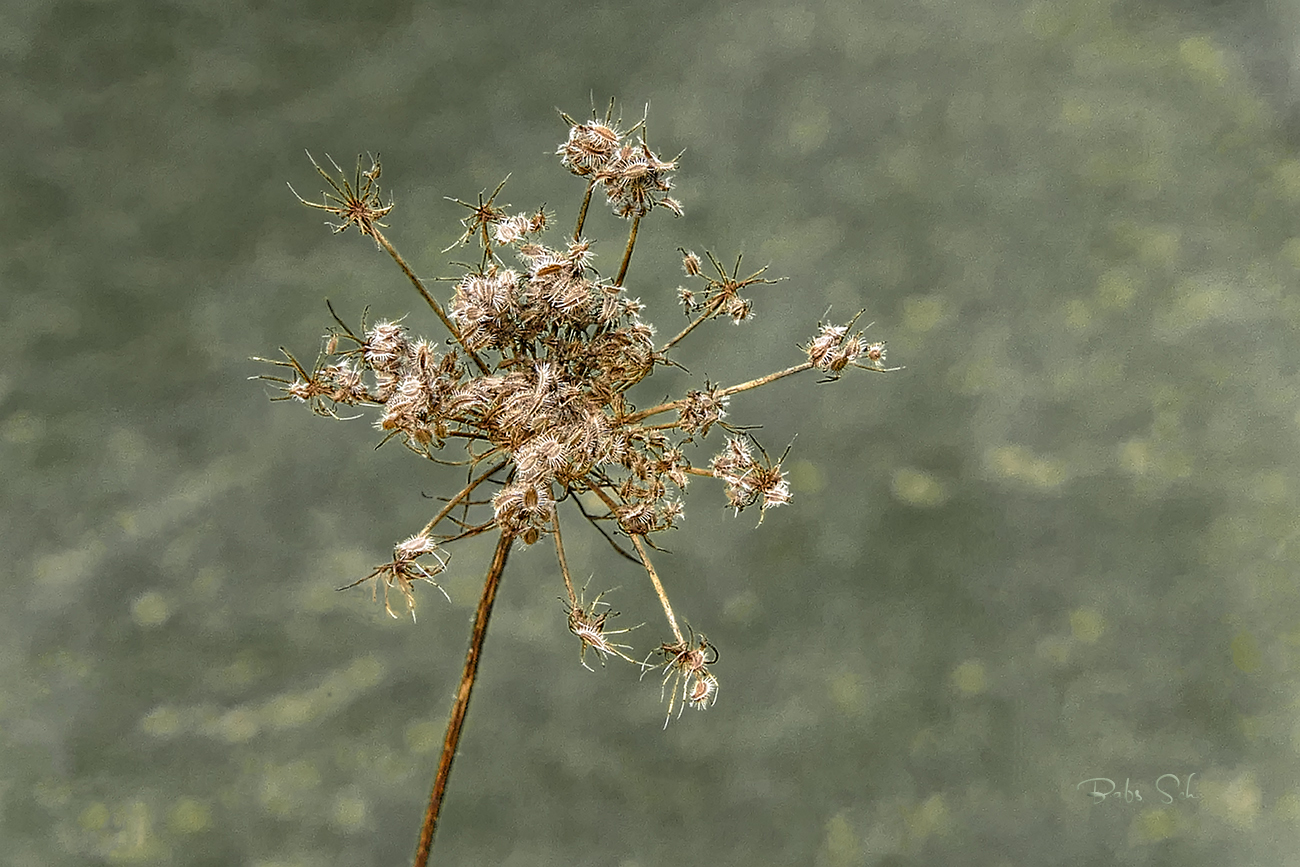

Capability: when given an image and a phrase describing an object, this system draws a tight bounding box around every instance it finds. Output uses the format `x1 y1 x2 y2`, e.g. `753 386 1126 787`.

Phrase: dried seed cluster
257 103 897 724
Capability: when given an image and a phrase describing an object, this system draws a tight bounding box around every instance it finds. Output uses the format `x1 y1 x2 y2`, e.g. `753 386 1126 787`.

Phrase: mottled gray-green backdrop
7 0 1300 864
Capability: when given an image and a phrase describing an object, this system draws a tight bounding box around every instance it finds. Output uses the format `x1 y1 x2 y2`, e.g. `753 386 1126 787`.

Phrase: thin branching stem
438 522 501 544
573 180 595 240
572 494 641 564
614 215 640 287
551 502 578 604
413 530 514 867
619 362 817 426
716 362 815 397
614 399 680 426
628 533 684 645
661 293 728 352
418 460 508 538
370 227 491 375
583 483 684 644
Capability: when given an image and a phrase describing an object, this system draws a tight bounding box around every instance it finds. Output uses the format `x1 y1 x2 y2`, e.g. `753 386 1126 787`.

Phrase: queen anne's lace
256 103 897 723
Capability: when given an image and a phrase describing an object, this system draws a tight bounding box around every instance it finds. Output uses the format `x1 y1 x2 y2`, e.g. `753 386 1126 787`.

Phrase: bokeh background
7 0 1300 864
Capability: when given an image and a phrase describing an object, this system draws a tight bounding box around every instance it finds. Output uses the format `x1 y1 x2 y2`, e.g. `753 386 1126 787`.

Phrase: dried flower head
558 117 625 178
257 102 898 724
564 586 641 671
443 177 511 254
336 532 450 622
678 387 729 437
258 101 909 867
644 629 719 728
595 138 681 219
289 152 393 245
805 311 902 379
709 435 792 519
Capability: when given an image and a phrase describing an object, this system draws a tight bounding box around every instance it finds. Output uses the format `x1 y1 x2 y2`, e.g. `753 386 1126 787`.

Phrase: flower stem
661 293 727 352
716 362 814 397
614 215 641 287
551 503 577 604
573 180 595 240
371 226 490 375
412 530 513 867
418 460 508 539
580 484 684 644
618 362 816 426
629 533 684 645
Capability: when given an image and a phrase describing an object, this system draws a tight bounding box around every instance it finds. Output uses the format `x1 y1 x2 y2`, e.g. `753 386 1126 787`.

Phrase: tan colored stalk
413 530 514 867
573 180 595 240
584 483 684 645
371 227 491 375
418 460 508 538
614 215 641 286
551 503 577 603
620 362 816 426
661 293 728 352
628 534 684 645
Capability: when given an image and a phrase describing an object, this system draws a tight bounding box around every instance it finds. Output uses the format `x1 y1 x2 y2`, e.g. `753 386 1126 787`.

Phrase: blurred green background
6 0 1300 863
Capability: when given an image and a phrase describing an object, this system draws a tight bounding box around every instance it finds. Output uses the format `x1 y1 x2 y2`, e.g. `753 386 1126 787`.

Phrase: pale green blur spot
1178 36 1228 88
891 467 949 508
140 705 181 737
80 802 110 831
34 779 72 810
1274 159 1300 202
1095 269 1138 310
1249 470 1288 506
1059 97 1093 128
1273 793 1300 824
1232 631 1261 673
819 812 862 867
788 458 825 495
267 694 314 729
405 720 442 754
953 660 987 695
105 800 163 862
988 445 1068 490
131 591 170 628
1128 808 1179 845
904 794 950 841
1 410 43 444
34 540 105 597
206 651 265 694
1202 773 1262 829
1070 608 1105 644
902 295 947 333
260 761 322 818
1064 298 1091 332
722 588 760 626
1280 237 1300 270
788 104 830 154
1111 221 1181 270
828 669 866 712
214 709 260 743
1037 634 1072 666
167 798 212 834
330 791 368 832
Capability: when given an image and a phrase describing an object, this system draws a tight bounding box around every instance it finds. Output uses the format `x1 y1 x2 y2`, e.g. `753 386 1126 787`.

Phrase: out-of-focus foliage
4 0 1300 864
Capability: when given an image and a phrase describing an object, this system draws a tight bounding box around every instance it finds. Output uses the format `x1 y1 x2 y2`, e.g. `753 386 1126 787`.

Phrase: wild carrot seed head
261 104 897 723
